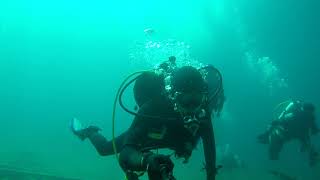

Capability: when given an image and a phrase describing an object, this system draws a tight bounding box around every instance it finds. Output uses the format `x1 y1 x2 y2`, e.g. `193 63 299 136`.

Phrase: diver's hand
70 118 100 141
144 154 174 174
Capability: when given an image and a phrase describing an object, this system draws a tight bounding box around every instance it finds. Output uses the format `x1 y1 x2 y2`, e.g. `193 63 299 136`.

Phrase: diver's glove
143 153 174 179
70 118 101 141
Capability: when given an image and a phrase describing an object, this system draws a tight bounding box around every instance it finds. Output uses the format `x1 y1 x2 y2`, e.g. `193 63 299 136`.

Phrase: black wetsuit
87 98 216 180
85 67 223 180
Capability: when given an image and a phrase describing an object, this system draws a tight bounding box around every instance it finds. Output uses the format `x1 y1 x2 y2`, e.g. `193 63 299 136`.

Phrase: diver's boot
70 118 101 141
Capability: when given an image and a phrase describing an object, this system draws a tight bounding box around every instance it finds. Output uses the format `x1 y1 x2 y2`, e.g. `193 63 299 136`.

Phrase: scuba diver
258 100 319 166
70 56 225 180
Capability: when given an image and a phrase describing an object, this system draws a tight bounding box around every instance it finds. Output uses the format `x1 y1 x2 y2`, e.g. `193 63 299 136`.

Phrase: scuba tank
133 56 177 109
133 71 165 108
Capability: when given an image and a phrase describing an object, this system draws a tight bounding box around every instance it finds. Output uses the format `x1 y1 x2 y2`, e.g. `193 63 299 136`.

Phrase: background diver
258 100 319 166
216 144 245 172
70 56 225 180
